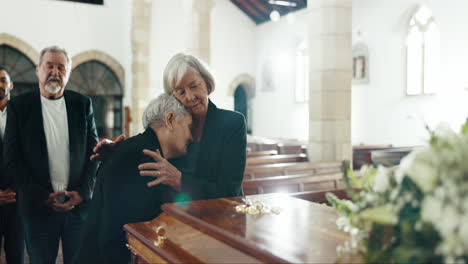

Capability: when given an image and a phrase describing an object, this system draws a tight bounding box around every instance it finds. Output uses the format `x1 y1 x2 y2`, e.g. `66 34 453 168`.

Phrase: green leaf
461 118 468 135
326 192 356 215
348 169 362 189
360 205 398 225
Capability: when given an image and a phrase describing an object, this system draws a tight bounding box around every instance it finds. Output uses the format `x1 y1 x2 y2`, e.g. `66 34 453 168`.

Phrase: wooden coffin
124 193 355 263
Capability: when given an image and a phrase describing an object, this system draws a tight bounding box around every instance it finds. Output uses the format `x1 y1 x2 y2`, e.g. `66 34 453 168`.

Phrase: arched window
295 40 308 102
0 44 38 96
406 5 440 95
68 61 123 138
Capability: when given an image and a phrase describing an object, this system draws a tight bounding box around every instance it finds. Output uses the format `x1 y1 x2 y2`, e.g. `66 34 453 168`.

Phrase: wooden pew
244 161 341 179
247 153 307 166
243 172 342 195
257 142 278 151
370 147 413 167
244 162 305 179
301 145 307 154
284 161 341 175
246 150 278 158
277 143 305 154
352 144 392 169
247 142 259 152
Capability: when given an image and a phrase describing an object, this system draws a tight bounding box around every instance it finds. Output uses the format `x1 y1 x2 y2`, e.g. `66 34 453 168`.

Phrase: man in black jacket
74 93 192 264
0 65 24 264
3 46 98 264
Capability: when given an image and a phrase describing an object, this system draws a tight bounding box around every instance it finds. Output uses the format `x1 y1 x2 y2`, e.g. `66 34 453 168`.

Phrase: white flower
396 151 416 183
421 196 443 224
331 121 468 262
373 165 390 193
404 150 438 193
458 213 468 252
437 205 459 239
434 123 457 140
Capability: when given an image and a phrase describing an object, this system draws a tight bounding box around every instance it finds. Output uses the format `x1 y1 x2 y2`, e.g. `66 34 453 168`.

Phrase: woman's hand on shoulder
139 149 182 191
89 134 127 161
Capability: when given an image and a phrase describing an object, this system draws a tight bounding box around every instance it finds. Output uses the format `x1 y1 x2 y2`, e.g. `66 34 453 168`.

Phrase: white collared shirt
0 107 6 140
40 95 70 192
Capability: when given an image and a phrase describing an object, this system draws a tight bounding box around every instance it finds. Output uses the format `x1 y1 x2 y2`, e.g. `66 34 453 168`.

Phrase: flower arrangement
327 122 468 263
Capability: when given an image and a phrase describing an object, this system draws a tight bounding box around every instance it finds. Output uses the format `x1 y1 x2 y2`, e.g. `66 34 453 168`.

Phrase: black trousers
0 204 25 264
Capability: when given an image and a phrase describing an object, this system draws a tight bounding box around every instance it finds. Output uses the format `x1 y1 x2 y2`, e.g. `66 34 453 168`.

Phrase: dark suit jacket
173 100 246 200
3 90 98 219
0 118 20 214
75 128 174 264
0 114 19 212
0 135 9 190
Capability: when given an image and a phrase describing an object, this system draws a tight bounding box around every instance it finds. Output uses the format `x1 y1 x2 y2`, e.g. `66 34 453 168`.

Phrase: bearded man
3 46 98 264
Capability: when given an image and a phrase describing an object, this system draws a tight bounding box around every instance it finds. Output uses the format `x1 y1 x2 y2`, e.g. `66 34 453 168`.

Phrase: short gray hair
142 93 189 129
39 45 72 70
163 53 215 95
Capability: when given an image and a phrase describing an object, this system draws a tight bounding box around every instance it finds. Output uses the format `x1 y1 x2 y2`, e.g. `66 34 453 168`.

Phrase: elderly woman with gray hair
74 94 193 264
93 53 247 201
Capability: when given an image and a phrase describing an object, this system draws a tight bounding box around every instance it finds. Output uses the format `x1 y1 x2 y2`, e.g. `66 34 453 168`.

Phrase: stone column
130 0 152 135
184 0 215 64
308 0 352 163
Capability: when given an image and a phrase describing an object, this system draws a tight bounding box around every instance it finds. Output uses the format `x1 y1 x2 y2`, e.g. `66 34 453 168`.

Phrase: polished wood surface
244 162 305 178
125 212 260 263
290 188 349 204
242 173 341 195
125 193 354 263
124 106 131 137
276 143 306 155
247 153 307 166
244 160 341 179
246 150 278 158
371 147 413 167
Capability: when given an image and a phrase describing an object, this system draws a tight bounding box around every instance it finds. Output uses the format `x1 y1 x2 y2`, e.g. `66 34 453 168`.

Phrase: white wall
253 9 309 141
352 0 468 146
150 0 257 111
6 0 468 146
0 0 133 105
210 0 256 110
1 0 257 125
150 0 191 97
252 0 468 146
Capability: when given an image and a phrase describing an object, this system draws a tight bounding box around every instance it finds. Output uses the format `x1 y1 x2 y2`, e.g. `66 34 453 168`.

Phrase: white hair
163 53 215 95
39 45 72 71
142 93 189 129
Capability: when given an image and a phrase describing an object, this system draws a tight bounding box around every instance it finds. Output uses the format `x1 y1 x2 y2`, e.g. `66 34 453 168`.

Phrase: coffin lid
125 193 352 263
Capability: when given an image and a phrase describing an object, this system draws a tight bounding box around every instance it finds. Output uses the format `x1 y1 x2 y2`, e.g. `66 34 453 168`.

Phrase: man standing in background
3 46 99 264
0 66 24 264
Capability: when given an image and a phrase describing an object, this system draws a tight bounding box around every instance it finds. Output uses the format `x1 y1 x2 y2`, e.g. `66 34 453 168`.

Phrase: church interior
1 0 468 263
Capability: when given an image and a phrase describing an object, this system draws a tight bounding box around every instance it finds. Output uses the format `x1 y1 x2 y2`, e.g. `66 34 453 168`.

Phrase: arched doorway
0 44 38 95
229 74 255 135
234 85 251 134
67 60 123 138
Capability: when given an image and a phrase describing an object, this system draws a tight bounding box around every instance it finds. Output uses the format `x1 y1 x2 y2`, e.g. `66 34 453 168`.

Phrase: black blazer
3 90 98 218
174 100 247 200
0 110 20 213
75 128 174 264
0 136 7 189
